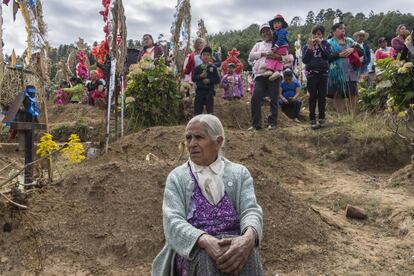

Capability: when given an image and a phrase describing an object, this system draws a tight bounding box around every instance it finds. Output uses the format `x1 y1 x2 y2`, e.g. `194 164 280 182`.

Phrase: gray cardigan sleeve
162 170 205 259
238 167 263 244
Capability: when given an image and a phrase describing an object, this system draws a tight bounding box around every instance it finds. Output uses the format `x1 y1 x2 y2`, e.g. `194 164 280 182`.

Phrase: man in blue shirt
279 70 302 122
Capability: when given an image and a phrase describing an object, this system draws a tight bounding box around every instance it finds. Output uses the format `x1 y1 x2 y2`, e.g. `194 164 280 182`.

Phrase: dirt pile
388 164 413 193
0 126 333 275
48 104 105 142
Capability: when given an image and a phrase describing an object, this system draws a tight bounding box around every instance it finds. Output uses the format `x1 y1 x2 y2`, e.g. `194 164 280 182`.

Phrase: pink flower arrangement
76 51 89 80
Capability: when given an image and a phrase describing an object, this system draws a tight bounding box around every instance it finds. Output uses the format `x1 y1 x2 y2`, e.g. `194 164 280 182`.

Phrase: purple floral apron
175 163 241 276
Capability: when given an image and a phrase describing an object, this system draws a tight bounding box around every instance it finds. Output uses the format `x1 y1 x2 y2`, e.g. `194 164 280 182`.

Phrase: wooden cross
3 90 46 185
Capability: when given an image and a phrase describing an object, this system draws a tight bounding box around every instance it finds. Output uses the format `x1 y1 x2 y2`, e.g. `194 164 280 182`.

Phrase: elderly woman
152 114 264 276
327 22 362 114
137 34 164 62
183 38 206 83
392 24 410 56
248 23 283 130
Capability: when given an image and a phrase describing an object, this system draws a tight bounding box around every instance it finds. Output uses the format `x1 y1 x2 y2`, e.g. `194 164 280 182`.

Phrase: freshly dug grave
48 104 105 142
0 126 333 275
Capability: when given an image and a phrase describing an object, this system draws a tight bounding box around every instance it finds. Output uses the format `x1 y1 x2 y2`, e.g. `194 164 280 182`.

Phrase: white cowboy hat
353 30 370 40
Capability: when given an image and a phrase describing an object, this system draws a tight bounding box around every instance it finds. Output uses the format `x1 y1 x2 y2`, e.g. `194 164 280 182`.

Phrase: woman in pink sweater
375 37 395 62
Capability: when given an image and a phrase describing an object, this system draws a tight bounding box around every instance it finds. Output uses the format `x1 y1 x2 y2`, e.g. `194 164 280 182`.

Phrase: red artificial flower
222 48 244 75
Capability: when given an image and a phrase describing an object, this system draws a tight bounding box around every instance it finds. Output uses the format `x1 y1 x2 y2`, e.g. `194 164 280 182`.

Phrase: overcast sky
2 0 414 54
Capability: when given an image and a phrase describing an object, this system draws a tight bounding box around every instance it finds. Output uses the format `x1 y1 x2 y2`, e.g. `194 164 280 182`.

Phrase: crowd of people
182 17 413 131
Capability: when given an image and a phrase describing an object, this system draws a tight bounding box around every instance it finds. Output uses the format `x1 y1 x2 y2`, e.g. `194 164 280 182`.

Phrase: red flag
2 0 11 5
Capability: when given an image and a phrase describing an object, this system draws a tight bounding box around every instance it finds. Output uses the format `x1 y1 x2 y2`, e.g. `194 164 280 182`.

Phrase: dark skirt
327 81 358 99
186 246 264 276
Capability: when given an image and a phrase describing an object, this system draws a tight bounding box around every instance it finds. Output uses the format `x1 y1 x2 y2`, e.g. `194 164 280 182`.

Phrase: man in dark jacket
303 25 332 129
192 46 221 115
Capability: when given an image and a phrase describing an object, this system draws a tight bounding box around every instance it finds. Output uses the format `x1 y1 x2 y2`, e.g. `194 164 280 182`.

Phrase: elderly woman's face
195 39 205 51
261 27 273 42
185 122 222 166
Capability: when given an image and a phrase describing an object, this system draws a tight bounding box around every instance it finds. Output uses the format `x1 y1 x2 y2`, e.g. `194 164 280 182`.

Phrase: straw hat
353 30 370 40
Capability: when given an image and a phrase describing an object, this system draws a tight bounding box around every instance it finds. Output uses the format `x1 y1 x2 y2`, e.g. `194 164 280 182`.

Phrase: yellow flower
398 67 408 74
36 133 59 158
397 111 408 119
163 66 172 74
61 134 86 164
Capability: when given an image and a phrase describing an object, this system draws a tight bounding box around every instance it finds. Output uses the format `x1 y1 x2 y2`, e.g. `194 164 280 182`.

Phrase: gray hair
194 37 206 46
187 114 225 151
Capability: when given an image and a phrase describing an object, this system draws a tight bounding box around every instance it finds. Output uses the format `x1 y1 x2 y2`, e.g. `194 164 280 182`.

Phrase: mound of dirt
0 127 333 275
389 165 413 193
48 104 105 125
48 104 105 142
288 122 411 171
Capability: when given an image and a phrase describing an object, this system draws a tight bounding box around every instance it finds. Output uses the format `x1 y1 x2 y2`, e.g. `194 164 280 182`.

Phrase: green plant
125 58 183 129
359 59 414 113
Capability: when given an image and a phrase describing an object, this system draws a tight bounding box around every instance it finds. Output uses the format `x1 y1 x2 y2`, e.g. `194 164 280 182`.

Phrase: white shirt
248 40 273 78
189 157 225 205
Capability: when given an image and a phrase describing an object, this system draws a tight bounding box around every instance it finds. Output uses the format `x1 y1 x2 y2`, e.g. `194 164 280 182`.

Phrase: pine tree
335 9 343 19
324 8 336 21
306 11 315 25
369 10 375 18
290 16 302 27
315 9 325 24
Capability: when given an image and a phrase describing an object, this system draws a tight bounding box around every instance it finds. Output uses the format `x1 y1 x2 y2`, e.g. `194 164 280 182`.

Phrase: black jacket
192 63 220 93
302 40 331 74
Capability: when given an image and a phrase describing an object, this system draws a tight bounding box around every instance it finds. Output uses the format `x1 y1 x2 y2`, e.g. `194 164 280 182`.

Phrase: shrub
125 58 183 129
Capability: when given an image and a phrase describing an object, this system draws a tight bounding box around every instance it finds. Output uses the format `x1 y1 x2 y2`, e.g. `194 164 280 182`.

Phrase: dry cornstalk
0 191 28 209
0 161 17 174
0 146 65 189
171 0 191 69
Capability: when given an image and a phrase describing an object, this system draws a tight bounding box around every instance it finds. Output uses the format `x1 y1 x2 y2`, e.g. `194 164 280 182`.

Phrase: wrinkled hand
340 48 354 58
216 228 256 275
203 78 210 85
197 234 230 261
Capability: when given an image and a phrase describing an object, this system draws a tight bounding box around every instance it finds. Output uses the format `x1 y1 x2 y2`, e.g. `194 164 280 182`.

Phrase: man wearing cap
192 46 221 115
248 23 283 130
353 30 371 77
